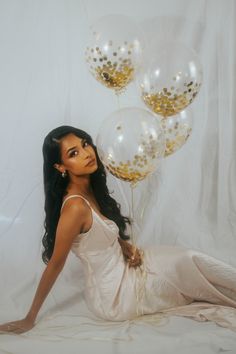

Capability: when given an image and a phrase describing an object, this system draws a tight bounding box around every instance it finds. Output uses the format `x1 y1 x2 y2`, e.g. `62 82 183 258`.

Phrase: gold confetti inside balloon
85 15 143 95
138 41 203 117
96 107 165 187
161 109 193 157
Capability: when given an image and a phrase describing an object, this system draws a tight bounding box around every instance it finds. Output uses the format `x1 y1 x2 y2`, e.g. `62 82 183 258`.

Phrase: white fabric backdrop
0 0 236 353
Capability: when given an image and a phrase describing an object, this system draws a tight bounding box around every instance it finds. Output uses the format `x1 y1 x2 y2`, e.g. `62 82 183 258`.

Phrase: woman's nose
80 148 90 158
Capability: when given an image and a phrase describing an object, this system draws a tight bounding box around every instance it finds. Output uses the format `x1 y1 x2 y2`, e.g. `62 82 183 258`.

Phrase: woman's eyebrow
66 139 85 154
66 146 77 154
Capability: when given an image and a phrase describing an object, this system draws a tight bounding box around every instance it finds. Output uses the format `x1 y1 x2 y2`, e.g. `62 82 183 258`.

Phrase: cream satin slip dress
60 194 236 331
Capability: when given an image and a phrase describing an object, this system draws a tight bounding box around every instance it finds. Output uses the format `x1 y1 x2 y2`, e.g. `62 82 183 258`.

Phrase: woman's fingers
0 319 34 334
0 323 17 333
128 248 143 268
120 241 143 268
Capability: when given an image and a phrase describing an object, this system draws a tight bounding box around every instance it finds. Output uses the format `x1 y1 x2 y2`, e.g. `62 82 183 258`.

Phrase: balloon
161 109 192 157
85 15 143 95
96 107 165 186
138 41 203 117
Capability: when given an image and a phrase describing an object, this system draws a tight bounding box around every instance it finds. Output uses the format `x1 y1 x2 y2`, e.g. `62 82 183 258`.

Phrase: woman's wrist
25 311 36 323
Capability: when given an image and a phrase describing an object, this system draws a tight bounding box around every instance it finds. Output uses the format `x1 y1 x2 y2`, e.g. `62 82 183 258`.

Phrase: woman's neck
66 177 100 210
67 176 93 198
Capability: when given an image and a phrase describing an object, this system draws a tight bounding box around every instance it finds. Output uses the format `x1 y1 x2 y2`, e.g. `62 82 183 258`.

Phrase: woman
1 125 236 334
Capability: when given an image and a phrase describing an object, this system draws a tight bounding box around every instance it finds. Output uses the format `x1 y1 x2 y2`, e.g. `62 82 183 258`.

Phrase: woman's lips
85 158 96 166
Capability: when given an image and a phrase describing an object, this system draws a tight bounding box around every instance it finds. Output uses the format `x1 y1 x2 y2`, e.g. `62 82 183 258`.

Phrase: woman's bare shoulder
61 196 91 218
56 197 92 241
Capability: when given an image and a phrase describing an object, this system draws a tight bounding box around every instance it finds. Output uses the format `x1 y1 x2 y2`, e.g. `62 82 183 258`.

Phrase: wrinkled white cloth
61 195 236 331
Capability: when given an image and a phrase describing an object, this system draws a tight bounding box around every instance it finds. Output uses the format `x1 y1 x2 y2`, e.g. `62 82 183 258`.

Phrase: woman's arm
0 198 90 334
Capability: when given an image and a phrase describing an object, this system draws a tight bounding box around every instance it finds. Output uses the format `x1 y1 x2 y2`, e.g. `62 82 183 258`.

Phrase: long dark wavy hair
42 125 130 264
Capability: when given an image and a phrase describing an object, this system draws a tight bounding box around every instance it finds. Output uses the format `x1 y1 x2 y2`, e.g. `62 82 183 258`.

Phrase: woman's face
54 133 98 177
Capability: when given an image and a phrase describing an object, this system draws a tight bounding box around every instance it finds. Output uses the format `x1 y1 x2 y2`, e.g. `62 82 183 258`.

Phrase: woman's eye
69 150 78 157
83 141 89 147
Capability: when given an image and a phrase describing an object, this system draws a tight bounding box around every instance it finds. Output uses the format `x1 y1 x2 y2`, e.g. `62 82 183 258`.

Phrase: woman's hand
118 238 143 268
127 247 143 268
0 317 35 334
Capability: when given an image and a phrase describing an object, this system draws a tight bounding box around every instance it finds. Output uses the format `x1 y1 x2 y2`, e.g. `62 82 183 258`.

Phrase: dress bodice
60 194 120 254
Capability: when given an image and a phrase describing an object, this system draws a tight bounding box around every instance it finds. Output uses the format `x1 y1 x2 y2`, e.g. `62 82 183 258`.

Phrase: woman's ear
53 163 62 173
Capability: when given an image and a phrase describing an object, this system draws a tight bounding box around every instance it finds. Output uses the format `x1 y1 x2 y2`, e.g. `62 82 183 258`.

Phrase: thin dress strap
60 194 91 213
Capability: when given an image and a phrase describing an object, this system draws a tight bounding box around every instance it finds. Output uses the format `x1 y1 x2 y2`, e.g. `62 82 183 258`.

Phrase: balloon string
130 184 135 246
129 183 147 316
116 94 121 110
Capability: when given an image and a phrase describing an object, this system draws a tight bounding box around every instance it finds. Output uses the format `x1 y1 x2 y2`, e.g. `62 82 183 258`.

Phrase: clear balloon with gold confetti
138 41 203 117
96 107 165 187
85 15 143 95
161 109 193 157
